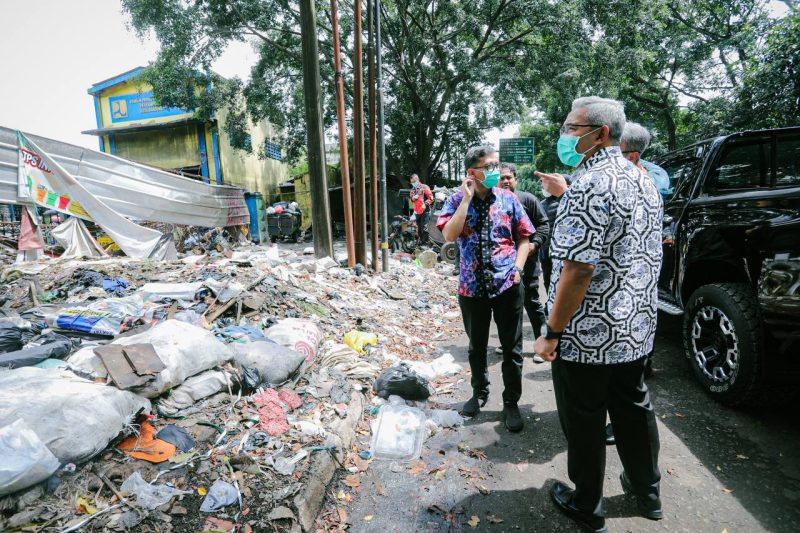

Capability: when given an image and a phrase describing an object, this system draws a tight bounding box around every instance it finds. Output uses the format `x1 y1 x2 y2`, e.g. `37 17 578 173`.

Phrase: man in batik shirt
437 145 534 432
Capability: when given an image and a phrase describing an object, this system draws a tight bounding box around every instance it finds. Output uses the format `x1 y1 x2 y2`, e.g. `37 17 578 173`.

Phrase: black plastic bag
0 323 23 354
0 340 74 368
374 363 432 401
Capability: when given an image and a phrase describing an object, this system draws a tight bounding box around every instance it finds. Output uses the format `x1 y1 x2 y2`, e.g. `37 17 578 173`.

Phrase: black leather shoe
459 395 486 417
620 472 663 520
503 403 524 432
550 482 608 532
605 423 615 446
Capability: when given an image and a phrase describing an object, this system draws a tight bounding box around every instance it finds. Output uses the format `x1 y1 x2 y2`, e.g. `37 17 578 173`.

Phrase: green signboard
499 137 534 164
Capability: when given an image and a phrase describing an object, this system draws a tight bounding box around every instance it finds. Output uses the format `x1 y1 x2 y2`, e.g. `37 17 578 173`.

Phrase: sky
0 0 790 152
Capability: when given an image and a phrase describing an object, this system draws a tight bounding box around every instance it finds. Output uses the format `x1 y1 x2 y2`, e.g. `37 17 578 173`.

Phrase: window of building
265 141 282 161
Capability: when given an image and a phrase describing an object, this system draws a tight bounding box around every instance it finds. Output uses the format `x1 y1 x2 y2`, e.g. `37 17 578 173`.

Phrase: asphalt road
340 290 800 532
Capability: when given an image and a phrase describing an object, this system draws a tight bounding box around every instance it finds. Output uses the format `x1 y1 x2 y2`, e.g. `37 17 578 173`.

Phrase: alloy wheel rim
690 305 740 383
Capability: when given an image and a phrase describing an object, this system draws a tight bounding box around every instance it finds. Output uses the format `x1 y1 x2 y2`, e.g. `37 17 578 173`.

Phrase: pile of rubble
0 241 467 532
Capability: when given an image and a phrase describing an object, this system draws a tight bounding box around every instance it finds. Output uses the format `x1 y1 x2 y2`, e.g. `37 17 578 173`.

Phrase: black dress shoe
459 395 486 417
605 423 615 446
503 403 524 432
550 481 608 533
620 472 663 520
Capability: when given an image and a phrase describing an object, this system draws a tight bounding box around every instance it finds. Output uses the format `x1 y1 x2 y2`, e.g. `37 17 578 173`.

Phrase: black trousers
416 209 430 244
522 258 546 337
552 356 661 520
540 254 553 295
458 283 524 404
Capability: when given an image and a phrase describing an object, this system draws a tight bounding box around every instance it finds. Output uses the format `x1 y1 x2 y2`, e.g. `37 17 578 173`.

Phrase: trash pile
0 242 467 531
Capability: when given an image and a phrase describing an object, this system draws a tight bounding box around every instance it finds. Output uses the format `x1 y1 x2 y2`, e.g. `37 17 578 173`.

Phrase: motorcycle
388 215 418 253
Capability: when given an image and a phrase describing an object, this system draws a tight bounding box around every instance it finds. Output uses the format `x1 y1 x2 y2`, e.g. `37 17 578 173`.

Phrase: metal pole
352 0 368 266
367 0 379 270
299 0 333 258
376 0 389 272
330 0 355 267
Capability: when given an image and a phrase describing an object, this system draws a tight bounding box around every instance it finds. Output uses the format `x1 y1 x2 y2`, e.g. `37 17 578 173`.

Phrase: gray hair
621 122 651 153
410 173 419 180
464 145 496 169
571 96 626 143
499 162 517 176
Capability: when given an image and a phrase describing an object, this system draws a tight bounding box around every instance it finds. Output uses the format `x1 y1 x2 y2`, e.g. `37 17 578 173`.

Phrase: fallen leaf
674 413 686 418
468 515 480 528
343 474 361 488
197 487 208 496
408 460 427 476
716 465 722 472
337 507 349 524
364 515 374 521
487 513 504 524
667 468 676 476
75 496 97 515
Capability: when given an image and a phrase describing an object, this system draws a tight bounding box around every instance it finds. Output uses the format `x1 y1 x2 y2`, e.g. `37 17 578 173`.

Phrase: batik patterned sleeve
510 195 535 241
550 172 611 266
436 192 462 231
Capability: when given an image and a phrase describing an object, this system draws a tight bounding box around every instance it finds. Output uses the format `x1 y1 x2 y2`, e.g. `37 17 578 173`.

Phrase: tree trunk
663 108 677 150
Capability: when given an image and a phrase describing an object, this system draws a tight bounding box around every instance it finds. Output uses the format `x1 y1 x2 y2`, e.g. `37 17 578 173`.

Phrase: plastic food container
370 404 426 462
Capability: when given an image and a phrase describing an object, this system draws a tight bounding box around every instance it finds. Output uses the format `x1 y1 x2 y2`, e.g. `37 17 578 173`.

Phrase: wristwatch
544 324 563 341
513 265 523 274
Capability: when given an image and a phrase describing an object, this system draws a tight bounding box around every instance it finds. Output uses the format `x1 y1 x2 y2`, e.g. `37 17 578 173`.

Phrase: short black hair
499 162 517 176
464 145 496 170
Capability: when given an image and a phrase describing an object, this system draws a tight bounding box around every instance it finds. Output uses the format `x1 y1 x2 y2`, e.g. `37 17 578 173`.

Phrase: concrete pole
367 0 379 270
299 0 332 258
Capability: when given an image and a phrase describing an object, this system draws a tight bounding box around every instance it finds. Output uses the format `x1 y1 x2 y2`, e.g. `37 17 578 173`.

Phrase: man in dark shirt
498 163 551 359
437 145 534 432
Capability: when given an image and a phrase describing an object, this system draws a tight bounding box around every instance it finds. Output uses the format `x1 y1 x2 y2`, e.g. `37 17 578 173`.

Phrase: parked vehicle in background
388 215 418 254
427 186 458 262
655 127 800 406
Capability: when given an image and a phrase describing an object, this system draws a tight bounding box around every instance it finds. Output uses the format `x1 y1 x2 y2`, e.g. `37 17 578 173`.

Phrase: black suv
655 127 800 406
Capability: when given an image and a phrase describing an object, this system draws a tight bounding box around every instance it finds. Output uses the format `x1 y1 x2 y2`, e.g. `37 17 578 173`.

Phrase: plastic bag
0 367 150 464
343 330 378 355
0 322 23 354
403 353 463 381
120 472 192 510
374 363 433 401
199 479 239 512
42 295 146 336
232 341 307 387
0 419 60 496
138 282 203 301
428 409 465 428
0 340 75 369
265 318 322 363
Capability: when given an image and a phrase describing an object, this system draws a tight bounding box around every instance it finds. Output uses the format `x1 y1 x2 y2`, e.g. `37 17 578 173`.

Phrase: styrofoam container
370 404 426 462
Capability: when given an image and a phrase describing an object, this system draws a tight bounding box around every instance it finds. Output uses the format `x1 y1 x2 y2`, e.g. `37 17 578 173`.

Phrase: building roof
87 66 147 95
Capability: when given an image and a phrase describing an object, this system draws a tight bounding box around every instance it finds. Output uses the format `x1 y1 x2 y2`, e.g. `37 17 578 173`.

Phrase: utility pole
352 0 368 267
299 0 332 258
367 0 379 269
376 0 389 272
330 0 355 267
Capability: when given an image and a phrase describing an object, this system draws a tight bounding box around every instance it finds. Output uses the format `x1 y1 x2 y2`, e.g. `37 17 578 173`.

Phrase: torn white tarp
16 131 176 260
50 217 108 259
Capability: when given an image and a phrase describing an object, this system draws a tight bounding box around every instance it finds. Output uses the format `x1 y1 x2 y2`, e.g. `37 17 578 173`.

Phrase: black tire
682 283 763 407
440 242 458 263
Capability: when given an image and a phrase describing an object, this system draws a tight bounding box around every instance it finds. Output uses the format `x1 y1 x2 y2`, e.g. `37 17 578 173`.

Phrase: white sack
157 370 233 416
0 367 150 464
265 318 323 364
0 419 60 496
231 341 307 386
66 320 233 398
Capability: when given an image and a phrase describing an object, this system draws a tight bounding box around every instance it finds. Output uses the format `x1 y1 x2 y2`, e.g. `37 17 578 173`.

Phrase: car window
709 141 769 192
660 155 702 200
775 135 800 188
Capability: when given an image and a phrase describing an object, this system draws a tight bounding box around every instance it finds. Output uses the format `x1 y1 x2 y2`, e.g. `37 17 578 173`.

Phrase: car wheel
682 283 763 406
440 242 458 263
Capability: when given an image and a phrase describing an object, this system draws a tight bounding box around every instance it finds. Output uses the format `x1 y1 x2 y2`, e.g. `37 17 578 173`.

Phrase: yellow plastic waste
343 330 378 355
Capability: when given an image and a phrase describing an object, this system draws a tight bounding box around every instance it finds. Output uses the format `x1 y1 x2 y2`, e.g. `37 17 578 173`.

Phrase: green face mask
556 128 601 167
481 169 501 188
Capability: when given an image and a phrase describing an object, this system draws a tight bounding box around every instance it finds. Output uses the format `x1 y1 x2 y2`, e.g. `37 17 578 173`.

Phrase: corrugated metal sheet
0 126 249 227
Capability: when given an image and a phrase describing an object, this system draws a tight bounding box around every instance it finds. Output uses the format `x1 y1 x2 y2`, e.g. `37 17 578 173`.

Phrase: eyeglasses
559 123 602 134
473 162 499 172
499 175 515 181
621 150 638 154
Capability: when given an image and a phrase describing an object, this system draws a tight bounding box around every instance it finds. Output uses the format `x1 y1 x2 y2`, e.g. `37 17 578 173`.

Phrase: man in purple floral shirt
437 145 534 432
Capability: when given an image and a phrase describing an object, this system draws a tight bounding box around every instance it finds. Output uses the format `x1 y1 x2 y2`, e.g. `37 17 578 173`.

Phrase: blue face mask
557 128 601 167
480 169 501 188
